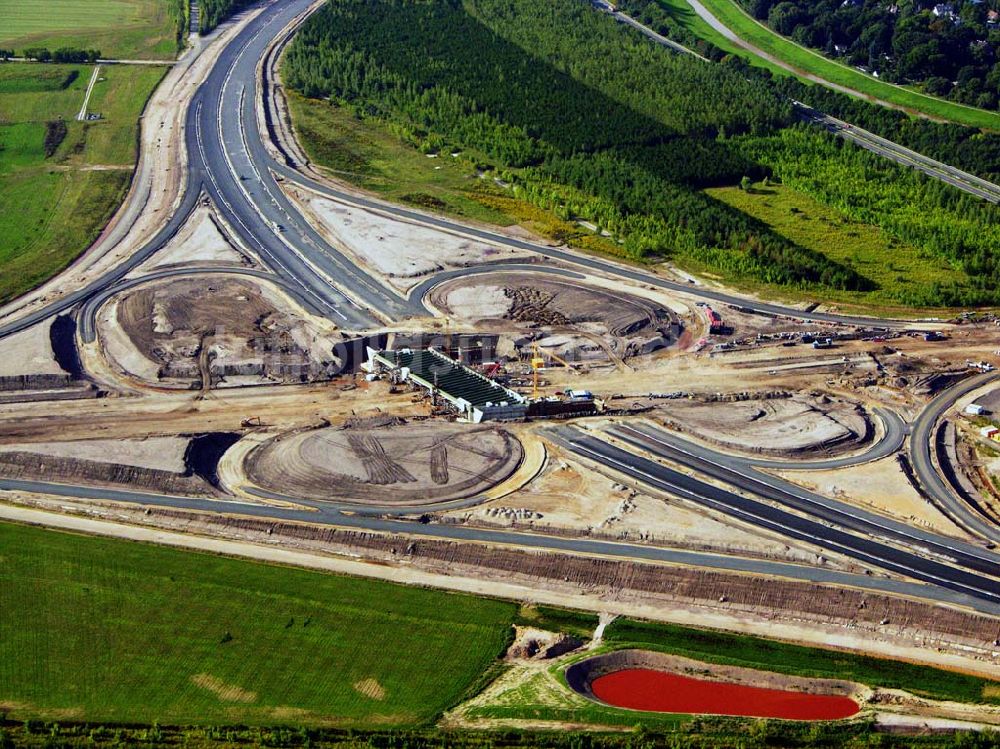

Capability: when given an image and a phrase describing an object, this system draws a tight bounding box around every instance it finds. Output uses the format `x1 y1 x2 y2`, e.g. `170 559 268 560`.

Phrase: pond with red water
590 668 859 720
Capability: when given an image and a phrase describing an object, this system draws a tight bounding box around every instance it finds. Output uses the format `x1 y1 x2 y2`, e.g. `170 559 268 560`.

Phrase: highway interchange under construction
2 0 1000 718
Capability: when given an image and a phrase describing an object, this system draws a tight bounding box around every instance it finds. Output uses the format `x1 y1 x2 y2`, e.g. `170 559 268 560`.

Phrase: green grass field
514 605 600 640
0 0 180 60
287 92 513 227
0 63 164 304
4 523 999 733
705 181 970 310
686 0 1000 130
0 521 516 726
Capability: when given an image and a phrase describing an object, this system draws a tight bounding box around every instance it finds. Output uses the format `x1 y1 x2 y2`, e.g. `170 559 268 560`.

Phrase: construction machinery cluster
364 341 598 423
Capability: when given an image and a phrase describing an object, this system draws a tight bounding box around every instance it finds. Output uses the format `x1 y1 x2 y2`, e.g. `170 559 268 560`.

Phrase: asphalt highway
2 0 999 622
545 425 1000 611
3 475 998 615
909 370 1000 545
605 421 1000 577
191 1 425 325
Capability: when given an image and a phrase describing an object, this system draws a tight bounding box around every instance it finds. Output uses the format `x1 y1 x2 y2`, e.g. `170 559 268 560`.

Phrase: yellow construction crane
530 342 580 398
531 342 546 399
544 348 575 370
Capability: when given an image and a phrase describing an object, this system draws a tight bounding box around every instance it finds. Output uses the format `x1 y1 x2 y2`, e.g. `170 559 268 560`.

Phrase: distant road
76 65 100 121
8 57 176 65
593 1 1000 204
797 105 1000 204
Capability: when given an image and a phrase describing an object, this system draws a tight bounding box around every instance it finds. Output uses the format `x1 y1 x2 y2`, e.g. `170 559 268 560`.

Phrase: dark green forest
283 0 1000 306
198 0 254 33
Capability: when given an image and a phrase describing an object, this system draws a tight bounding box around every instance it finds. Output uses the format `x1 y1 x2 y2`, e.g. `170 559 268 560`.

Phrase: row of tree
169 0 187 52
198 0 254 34
21 47 101 63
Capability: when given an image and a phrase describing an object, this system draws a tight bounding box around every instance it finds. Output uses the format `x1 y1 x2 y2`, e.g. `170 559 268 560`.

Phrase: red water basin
591 668 859 720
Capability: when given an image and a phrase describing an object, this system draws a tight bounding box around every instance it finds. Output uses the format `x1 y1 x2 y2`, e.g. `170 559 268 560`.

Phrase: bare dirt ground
774 458 969 537
0 436 188 473
647 392 870 457
129 202 254 274
245 419 523 505
284 185 532 292
0 318 62 376
447 438 844 567
0 378 412 443
535 330 995 409
429 272 680 367
103 276 341 388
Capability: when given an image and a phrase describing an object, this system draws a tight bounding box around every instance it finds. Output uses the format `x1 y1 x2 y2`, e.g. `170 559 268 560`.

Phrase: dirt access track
244 418 524 505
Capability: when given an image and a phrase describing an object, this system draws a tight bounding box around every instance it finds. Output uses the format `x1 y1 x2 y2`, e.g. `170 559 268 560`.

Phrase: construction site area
1 1 1000 732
